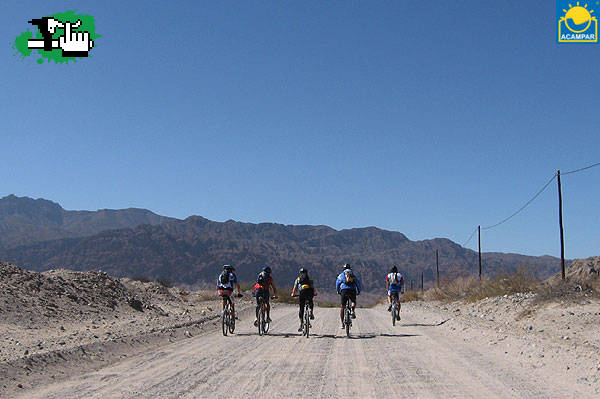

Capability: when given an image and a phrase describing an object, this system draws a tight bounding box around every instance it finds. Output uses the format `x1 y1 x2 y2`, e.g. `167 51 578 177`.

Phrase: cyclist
335 263 362 329
253 266 278 326
217 265 242 320
386 266 404 316
291 268 318 332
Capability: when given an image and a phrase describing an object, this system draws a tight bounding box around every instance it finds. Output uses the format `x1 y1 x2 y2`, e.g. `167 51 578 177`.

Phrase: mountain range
0 195 565 292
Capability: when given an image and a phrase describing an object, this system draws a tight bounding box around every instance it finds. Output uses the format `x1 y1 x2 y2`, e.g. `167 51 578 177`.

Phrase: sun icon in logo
562 2 596 33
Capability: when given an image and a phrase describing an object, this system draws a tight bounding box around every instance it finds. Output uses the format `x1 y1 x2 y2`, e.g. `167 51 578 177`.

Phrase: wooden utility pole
557 170 566 280
420 272 424 292
410 280 414 291
478 225 482 281
436 249 440 288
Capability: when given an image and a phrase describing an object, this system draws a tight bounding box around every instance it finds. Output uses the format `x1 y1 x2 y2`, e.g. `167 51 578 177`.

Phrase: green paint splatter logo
11 10 99 64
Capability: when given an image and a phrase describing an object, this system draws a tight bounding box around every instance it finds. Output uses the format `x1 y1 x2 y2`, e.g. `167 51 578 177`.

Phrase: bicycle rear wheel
392 306 396 326
258 306 264 336
221 310 228 336
345 307 351 338
303 304 310 338
228 307 235 334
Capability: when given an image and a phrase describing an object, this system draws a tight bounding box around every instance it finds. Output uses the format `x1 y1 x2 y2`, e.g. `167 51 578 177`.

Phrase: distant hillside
0 213 565 293
0 195 176 248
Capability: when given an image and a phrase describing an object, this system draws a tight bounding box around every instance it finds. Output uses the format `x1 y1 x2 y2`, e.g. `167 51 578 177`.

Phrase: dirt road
15 304 597 399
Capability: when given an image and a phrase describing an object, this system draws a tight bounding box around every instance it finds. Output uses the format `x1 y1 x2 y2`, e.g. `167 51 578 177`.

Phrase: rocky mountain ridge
0 195 175 248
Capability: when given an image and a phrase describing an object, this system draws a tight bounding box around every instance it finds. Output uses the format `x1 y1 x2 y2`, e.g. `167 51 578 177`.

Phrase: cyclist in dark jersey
291 268 318 332
253 266 278 326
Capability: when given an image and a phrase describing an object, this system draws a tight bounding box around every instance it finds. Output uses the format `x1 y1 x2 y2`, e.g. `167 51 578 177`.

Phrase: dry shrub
425 276 480 302
424 269 540 303
315 300 339 308
276 295 299 305
465 269 540 302
532 278 600 306
238 281 255 291
402 290 423 302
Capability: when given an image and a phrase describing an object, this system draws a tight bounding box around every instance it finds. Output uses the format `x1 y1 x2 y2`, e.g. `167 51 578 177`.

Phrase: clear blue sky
2 1 599 258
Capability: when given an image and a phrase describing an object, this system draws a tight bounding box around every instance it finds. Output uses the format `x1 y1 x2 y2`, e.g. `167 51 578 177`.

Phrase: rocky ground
0 262 254 397
409 262 600 395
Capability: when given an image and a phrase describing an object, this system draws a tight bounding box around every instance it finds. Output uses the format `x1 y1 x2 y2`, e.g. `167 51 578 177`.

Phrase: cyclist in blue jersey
386 265 404 314
217 265 242 320
335 263 362 329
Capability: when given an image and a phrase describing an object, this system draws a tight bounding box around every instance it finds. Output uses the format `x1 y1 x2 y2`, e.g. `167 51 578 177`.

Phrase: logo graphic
557 1 597 43
11 10 99 64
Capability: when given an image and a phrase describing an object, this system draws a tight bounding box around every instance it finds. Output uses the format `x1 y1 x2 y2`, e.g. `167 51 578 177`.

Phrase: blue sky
1 1 599 258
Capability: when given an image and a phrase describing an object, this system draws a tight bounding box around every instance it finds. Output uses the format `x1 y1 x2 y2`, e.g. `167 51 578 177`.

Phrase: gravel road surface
15 304 596 399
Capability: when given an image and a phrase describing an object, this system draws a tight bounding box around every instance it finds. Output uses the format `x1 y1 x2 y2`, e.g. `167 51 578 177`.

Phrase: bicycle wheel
258 306 264 336
304 304 310 338
392 305 396 326
221 310 228 336
345 307 351 338
228 305 235 334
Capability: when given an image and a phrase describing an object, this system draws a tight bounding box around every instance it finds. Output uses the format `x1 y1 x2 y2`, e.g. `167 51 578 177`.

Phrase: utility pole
436 249 440 288
410 280 414 291
557 170 566 280
421 271 424 292
478 225 482 281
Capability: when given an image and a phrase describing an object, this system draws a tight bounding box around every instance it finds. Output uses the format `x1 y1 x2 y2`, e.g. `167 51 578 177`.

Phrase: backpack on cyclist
389 272 399 285
219 271 230 286
298 274 313 291
256 271 268 287
344 270 356 285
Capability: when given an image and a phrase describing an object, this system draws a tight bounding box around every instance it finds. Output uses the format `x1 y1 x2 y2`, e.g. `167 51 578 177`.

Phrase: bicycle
293 294 312 338
220 293 242 336
257 295 277 336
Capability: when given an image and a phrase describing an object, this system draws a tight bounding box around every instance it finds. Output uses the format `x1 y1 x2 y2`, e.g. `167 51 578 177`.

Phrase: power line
562 161 600 175
459 161 599 248
461 226 478 247
482 173 557 231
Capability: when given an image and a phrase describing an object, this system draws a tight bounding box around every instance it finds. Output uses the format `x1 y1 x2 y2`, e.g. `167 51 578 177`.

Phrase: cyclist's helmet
223 264 233 271
262 266 272 274
299 267 307 275
343 263 351 270
390 265 398 273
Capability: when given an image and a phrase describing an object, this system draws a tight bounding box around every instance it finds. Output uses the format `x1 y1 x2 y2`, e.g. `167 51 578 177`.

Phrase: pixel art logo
11 10 99 64
557 1 598 43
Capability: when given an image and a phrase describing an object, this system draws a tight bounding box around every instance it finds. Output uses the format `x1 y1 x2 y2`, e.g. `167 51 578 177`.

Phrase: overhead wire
459 161 599 247
461 226 478 247
481 173 557 231
561 161 600 175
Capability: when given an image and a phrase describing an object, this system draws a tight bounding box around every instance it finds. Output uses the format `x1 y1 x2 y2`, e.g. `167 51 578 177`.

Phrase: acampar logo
557 1 598 43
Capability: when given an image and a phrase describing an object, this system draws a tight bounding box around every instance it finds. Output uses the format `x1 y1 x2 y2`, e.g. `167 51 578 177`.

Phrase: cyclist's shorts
219 289 233 302
340 289 356 306
255 288 269 303
388 291 401 300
